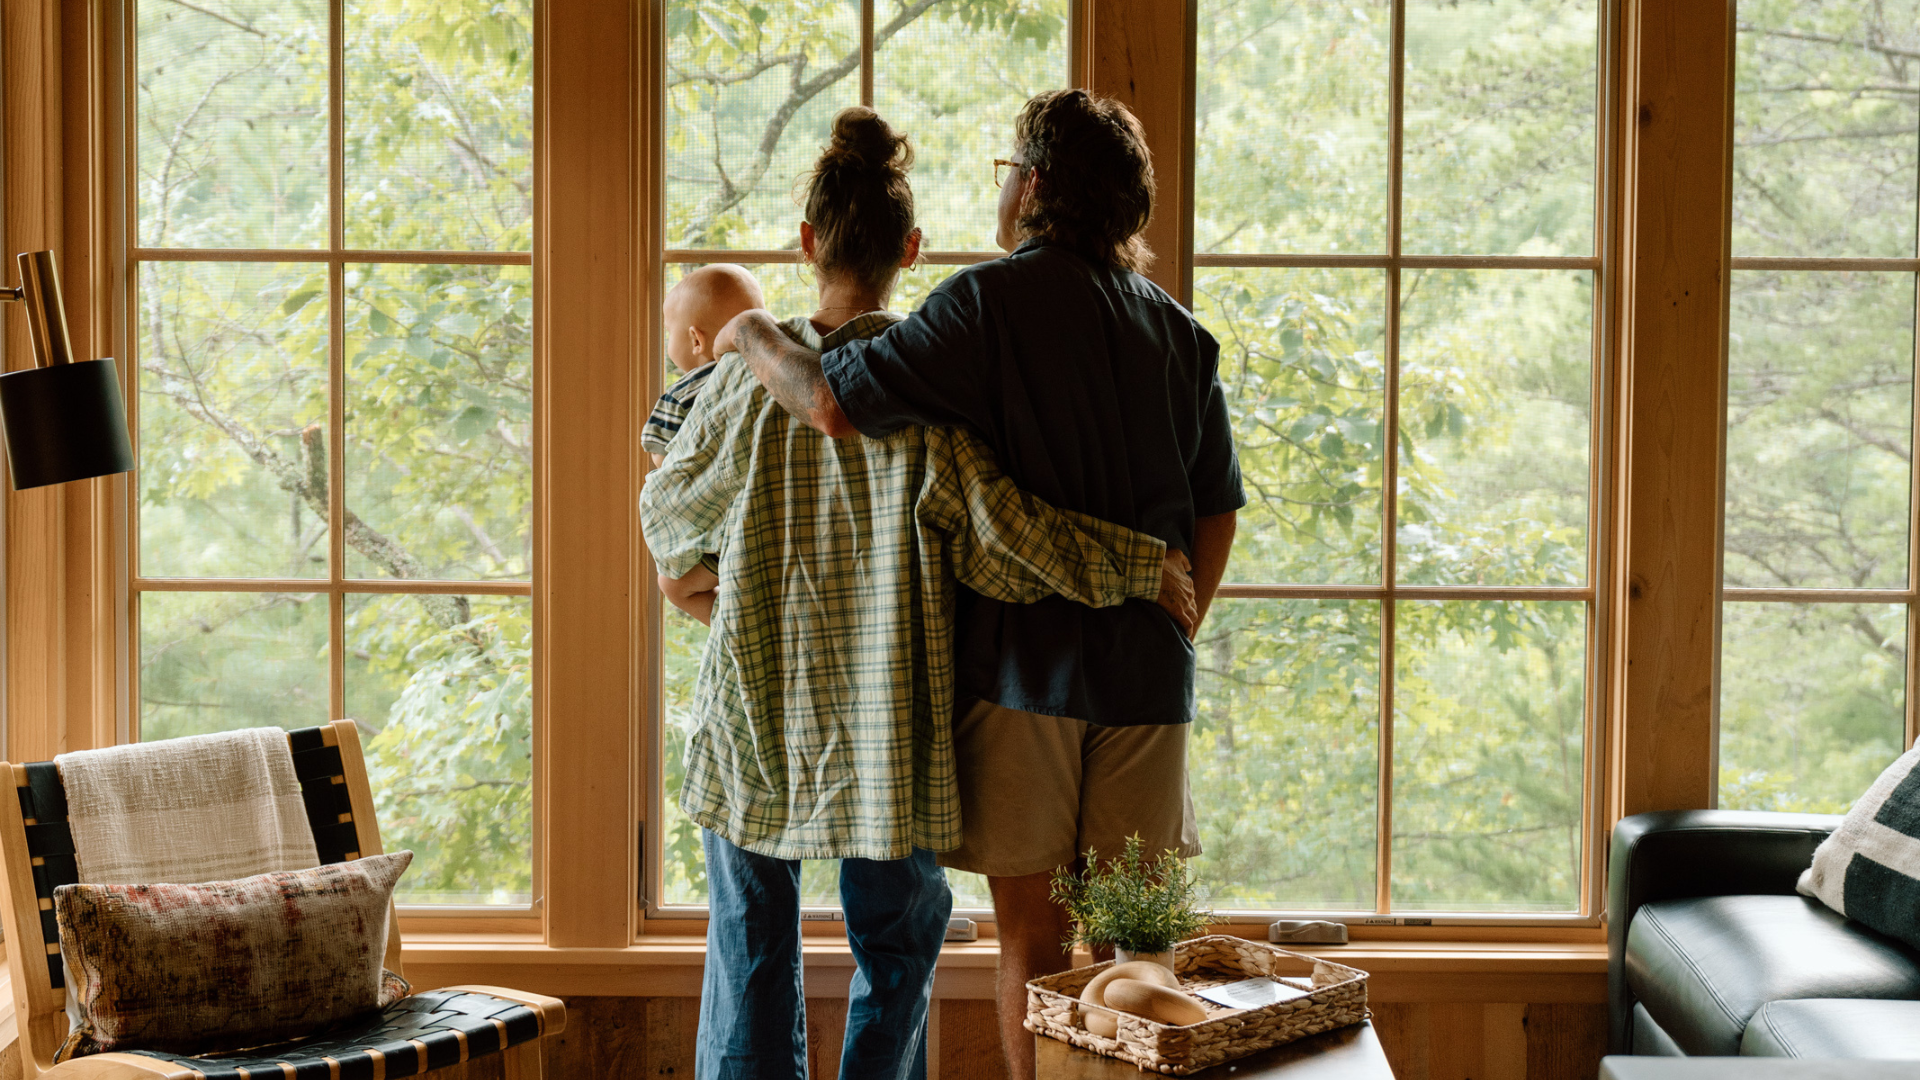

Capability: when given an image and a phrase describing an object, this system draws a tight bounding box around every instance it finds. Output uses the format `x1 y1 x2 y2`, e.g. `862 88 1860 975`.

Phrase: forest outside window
1189 0 1603 917
127 0 534 907
652 0 1611 921
1717 1 1920 812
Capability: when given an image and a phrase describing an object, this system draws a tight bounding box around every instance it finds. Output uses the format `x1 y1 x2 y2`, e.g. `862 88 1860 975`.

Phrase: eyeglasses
993 158 1028 189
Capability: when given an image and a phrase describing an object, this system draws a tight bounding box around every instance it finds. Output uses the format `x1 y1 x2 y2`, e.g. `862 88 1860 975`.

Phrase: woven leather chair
0 721 566 1079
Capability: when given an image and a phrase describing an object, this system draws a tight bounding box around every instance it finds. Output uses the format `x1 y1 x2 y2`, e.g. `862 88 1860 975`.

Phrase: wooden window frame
642 0 1629 930
1712 7 1920 784
119 0 542 921
1178 0 1620 924
0 0 1745 964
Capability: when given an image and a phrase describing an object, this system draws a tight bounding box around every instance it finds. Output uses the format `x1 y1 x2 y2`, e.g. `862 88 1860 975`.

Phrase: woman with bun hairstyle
641 108 1195 1080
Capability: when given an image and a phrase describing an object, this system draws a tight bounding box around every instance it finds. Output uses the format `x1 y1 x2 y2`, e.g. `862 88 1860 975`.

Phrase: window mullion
1907 270 1920 752
329 256 347 723
860 0 874 108
328 0 348 723
122 0 143 747
1375 0 1408 919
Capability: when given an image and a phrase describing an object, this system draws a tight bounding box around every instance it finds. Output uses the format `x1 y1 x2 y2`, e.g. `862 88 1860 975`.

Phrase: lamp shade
0 358 135 490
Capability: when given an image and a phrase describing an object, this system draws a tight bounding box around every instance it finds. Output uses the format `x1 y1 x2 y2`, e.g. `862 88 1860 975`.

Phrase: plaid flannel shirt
639 312 1168 860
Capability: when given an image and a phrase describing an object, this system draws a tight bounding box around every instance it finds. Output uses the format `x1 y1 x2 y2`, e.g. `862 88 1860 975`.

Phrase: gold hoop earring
793 258 816 290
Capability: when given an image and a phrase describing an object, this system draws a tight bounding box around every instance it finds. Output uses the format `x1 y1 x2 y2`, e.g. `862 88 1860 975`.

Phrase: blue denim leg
838 849 952 1080
697 829 807 1080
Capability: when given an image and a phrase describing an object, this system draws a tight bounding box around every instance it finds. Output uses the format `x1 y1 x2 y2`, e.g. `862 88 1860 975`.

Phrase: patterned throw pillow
1799 745 1920 950
53 851 413 1060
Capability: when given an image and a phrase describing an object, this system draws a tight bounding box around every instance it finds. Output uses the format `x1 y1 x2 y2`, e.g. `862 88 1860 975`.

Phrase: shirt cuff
820 342 893 439
1193 484 1249 519
655 550 705 580
1125 533 1169 600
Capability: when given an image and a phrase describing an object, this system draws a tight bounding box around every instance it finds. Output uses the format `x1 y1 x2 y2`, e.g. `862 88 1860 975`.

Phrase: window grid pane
1719 0 1920 812
651 0 1602 918
130 0 535 908
1192 0 1600 916
1720 601 1907 812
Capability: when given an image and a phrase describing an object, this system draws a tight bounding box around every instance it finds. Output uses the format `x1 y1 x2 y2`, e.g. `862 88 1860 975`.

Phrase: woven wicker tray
1024 935 1369 1075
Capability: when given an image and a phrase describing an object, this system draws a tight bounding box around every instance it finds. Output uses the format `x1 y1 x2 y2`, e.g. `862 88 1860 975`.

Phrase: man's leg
695 829 806 1080
989 720 1199 1079
936 700 1088 1080
986 870 1076 1080
838 847 952 1080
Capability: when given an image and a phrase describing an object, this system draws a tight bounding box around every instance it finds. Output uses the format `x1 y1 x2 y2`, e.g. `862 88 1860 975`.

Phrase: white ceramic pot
1113 947 1176 972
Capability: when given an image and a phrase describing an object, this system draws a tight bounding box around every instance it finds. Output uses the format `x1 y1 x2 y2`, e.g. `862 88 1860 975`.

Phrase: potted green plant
1050 833 1213 970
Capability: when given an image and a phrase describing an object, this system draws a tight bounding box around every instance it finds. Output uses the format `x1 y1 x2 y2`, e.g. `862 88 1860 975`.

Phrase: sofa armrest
1605 809 1840 1053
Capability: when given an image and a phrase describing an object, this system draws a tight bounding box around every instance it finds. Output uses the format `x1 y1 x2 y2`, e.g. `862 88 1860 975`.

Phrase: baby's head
663 264 765 373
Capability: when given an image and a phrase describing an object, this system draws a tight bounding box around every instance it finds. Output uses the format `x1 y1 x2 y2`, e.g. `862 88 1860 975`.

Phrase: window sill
399 931 1608 1003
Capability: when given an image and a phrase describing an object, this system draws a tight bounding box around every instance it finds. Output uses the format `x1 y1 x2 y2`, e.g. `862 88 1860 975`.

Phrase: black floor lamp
0 250 134 490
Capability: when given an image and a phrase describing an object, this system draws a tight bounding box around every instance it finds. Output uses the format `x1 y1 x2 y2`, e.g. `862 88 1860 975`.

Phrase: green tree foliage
1718 0 1920 812
137 0 1918 915
659 0 1607 915
134 0 533 904
1187 0 1596 913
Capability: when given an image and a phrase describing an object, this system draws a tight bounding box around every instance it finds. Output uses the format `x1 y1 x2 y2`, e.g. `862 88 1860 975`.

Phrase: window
1190 0 1605 915
128 0 534 906
652 0 1071 913
1718 1 1920 811
648 0 1612 921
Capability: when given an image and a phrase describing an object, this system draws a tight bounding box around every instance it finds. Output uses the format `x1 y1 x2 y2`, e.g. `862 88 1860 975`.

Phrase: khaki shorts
936 699 1200 878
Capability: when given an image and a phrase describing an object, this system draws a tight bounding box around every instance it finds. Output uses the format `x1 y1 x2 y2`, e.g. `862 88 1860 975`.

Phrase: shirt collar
781 310 907 351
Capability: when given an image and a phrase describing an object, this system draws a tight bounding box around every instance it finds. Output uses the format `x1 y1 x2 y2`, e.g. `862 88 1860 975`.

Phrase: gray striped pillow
1799 745 1920 950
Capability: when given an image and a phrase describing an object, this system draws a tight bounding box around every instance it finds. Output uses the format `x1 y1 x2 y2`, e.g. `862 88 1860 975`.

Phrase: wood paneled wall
2 0 122 768
1607 0 1737 819
1085 0 1196 306
416 996 1606 1080
538 0 644 950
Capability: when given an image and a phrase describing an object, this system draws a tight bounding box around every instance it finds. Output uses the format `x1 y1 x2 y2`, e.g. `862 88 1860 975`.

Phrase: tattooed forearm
737 315 825 416
735 312 856 437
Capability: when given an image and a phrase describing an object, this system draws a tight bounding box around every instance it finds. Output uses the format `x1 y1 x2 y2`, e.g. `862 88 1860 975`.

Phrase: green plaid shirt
639 312 1167 860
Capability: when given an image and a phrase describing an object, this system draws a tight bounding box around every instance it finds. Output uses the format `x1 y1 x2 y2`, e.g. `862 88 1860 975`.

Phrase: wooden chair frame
0 721 565 1078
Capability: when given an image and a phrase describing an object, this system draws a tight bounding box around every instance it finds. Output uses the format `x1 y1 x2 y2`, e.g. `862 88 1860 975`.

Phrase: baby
644 264 765 626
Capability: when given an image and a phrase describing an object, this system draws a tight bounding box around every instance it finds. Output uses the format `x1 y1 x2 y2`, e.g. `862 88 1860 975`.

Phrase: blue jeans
696 829 951 1080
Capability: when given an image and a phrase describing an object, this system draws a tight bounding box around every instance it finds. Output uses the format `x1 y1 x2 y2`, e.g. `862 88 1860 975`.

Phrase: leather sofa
1609 810 1920 1059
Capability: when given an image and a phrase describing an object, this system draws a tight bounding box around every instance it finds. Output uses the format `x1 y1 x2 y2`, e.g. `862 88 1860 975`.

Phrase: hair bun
821 106 914 176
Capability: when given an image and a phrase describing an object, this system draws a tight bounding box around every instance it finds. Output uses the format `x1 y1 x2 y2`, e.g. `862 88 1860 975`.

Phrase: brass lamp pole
0 250 134 489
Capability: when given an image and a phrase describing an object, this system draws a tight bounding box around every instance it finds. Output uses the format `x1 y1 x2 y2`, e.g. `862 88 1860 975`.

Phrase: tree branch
157 0 266 39
1737 24 1920 63
143 358 474 632
675 0 945 244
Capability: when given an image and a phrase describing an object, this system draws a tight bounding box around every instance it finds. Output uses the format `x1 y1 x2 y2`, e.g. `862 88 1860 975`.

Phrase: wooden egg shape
1083 960 1181 1007
1102 978 1209 1026
1079 983 1119 1038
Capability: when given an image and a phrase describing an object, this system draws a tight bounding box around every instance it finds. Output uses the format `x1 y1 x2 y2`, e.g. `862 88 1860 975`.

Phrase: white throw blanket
56 727 321 885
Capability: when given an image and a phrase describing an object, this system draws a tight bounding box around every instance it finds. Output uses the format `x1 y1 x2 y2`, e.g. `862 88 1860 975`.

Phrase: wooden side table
1034 1021 1394 1078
